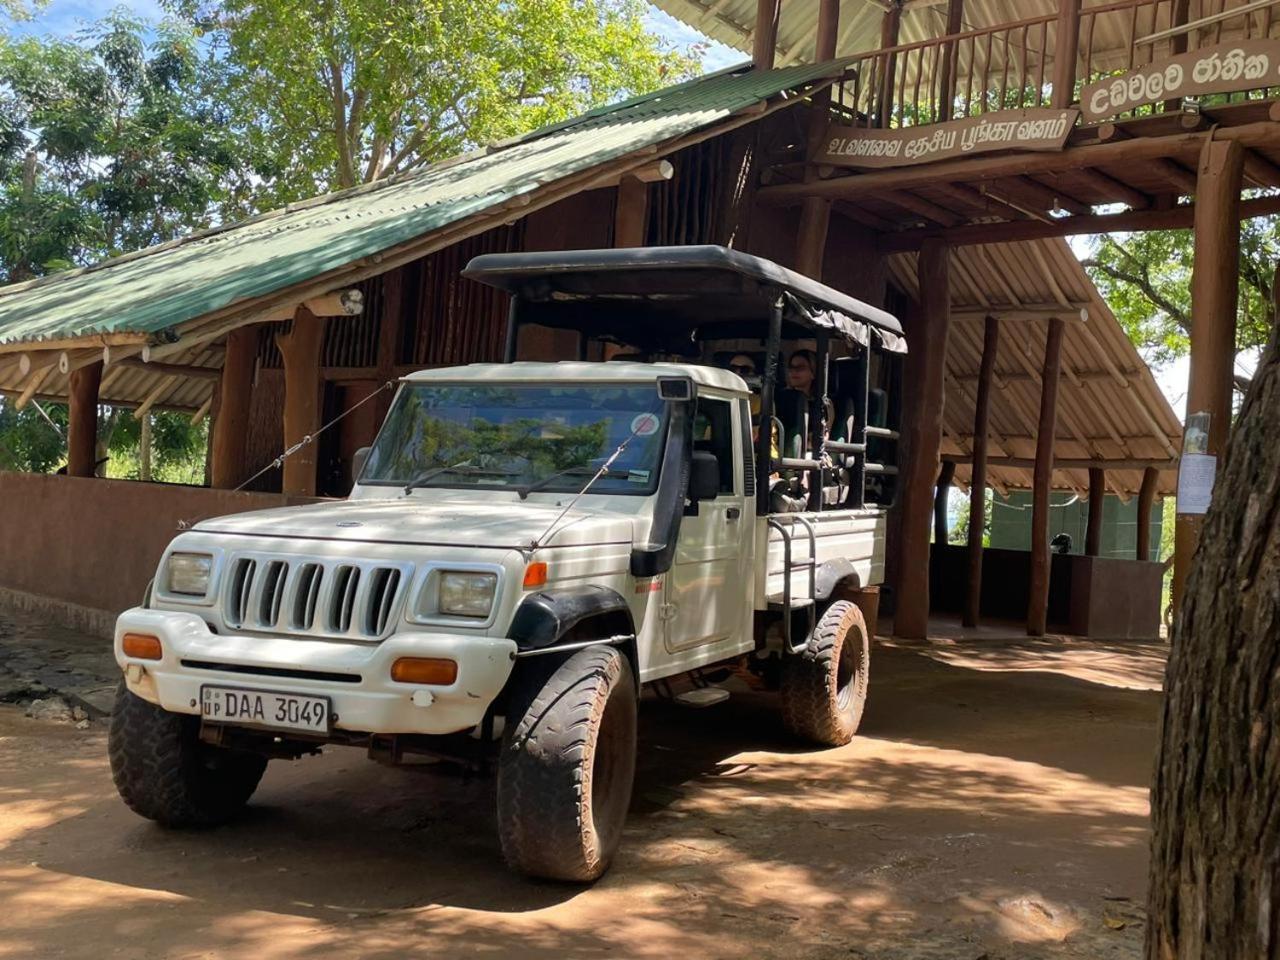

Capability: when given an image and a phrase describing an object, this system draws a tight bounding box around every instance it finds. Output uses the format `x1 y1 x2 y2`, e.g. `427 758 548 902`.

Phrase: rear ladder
766 516 818 654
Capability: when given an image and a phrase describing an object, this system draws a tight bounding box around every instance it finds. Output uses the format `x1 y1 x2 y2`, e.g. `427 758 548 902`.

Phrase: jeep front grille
220 554 411 641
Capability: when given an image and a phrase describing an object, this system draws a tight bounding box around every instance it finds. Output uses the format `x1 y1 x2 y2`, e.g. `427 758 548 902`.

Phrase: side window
692 396 736 495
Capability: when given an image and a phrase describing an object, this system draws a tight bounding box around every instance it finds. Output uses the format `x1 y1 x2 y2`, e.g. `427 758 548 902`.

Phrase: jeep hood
194 498 637 549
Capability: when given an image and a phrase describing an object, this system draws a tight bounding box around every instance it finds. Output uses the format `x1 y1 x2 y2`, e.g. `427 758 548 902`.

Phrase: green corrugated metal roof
0 60 845 349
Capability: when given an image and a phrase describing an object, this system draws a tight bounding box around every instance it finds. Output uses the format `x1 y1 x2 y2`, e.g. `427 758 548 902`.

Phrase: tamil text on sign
1081 40 1280 122
819 109 1078 170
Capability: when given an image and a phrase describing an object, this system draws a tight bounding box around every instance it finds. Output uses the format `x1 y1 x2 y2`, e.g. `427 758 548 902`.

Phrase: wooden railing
832 0 1280 130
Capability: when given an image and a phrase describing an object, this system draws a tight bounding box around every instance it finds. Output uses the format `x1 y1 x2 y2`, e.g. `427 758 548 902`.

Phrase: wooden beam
1173 138 1244 613
1243 150 1280 189
815 0 840 60
896 238 951 639
189 394 213 426
952 305 1088 322
1027 317 1064 637
1002 176 1090 216
614 175 649 248
211 326 257 489
276 307 325 497
876 1 904 127
929 180 1009 216
752 0 780 69
118 357 221 380
1148 158 1198 195
1086 467 1105 556
761 121 1280 205
1051 0 1081 109
1070 168 1151 210
883 190 963 226
954 367 1129 383
67 360 103 478
879 193 1280 251
133 375 178 420
1136 465 1159 561
943 453 1177 472
937 0 965 122
935 459 956 545
15 364 54 410
964 314 998 627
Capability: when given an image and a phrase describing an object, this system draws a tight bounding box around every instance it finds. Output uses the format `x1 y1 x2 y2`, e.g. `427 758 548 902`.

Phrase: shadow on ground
0 635 1161 959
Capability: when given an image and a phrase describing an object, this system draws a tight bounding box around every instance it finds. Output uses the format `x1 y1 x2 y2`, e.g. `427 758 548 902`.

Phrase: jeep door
664 392 753 653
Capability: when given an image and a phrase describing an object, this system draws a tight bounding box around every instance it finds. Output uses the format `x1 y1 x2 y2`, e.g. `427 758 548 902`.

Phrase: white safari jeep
109 246 906 881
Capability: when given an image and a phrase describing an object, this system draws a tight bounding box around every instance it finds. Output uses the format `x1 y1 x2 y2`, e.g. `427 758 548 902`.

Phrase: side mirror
689 451 720 502
352 446 372 482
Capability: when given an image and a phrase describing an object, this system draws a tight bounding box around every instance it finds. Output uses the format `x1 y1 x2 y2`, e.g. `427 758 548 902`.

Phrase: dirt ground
0 627 1164 959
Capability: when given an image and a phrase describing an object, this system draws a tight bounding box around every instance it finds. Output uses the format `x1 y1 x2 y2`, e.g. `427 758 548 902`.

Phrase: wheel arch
502 585 639 703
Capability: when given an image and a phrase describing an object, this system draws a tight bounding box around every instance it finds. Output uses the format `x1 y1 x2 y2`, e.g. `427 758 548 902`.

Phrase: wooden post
1137 465 1159 561
752 0 780 70
210 325 257 489
1161 0 1191 112
1027 316 1065 637
937 0 966 121
276 307 325 497
139 414 152 482
814 0 839 62
895 239 951 639
794 0 841 279
934 460 955 545
66 360 102 478
876 1 904 128
964 313 998 627
1085 467 1105 556
614 176 648 248
1051 0 1081 109
1172 138 1243 612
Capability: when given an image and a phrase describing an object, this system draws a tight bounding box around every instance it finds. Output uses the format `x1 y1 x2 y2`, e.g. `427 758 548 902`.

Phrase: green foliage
0 394 66 471
0 11 257 281
1083 218 1278 371
171 0 699 202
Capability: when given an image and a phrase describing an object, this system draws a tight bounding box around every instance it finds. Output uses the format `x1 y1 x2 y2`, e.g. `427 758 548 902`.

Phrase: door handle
726 507 741 520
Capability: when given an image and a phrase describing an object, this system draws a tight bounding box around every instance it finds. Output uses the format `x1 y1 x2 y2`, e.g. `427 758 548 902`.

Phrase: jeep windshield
360 383 668 495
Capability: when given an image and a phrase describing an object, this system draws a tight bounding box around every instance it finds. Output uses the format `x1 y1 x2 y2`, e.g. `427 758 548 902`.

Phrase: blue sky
13 0 746 74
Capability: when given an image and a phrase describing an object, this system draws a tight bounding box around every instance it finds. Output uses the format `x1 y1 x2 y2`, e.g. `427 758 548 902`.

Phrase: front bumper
114 608 517 736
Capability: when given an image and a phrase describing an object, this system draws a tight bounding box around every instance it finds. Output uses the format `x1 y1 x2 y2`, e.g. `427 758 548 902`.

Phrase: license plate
200 685 330 735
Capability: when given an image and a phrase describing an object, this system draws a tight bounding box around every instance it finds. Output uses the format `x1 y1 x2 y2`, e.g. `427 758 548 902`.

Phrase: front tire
108 683 267 827
780 600 870 746
497 646 637 882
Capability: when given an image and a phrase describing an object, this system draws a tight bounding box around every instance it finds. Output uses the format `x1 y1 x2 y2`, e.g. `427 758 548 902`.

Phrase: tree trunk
1146 326 1280 957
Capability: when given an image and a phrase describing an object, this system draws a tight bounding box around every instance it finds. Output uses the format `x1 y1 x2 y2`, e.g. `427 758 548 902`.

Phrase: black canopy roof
462 245 906 353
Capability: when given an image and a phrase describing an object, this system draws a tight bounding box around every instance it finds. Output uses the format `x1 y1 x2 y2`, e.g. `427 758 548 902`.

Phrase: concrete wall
0 471 314 635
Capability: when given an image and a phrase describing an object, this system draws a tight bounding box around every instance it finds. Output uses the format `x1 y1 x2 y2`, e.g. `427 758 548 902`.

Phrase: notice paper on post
1176 453 1217 515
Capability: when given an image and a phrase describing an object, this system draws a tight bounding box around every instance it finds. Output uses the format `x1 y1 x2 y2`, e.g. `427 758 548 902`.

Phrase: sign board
1176 453 1217 515
1081 40 1280 122
818 108 1078 170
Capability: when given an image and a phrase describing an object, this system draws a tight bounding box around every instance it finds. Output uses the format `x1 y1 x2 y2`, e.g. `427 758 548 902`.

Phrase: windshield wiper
517 461 622 500
403 462 517 494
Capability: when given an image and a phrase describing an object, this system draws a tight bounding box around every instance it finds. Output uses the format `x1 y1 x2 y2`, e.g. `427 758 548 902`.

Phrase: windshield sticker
630 412 661 437
627 469 651 483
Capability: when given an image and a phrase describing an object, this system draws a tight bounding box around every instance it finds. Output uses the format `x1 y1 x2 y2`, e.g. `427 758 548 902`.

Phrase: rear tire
780 600 870 746
497 646 637 882
108 683 267 827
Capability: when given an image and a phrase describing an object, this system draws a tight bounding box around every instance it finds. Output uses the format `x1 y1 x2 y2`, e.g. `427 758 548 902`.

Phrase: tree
1082 219 1277 392
173 0 698 204
0 12 257 281
1145 308 1280 954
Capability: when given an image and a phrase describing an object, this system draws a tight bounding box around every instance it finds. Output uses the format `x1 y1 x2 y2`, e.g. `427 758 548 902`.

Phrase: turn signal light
390 657 458 685
523 561 548 588
121 633 163 660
